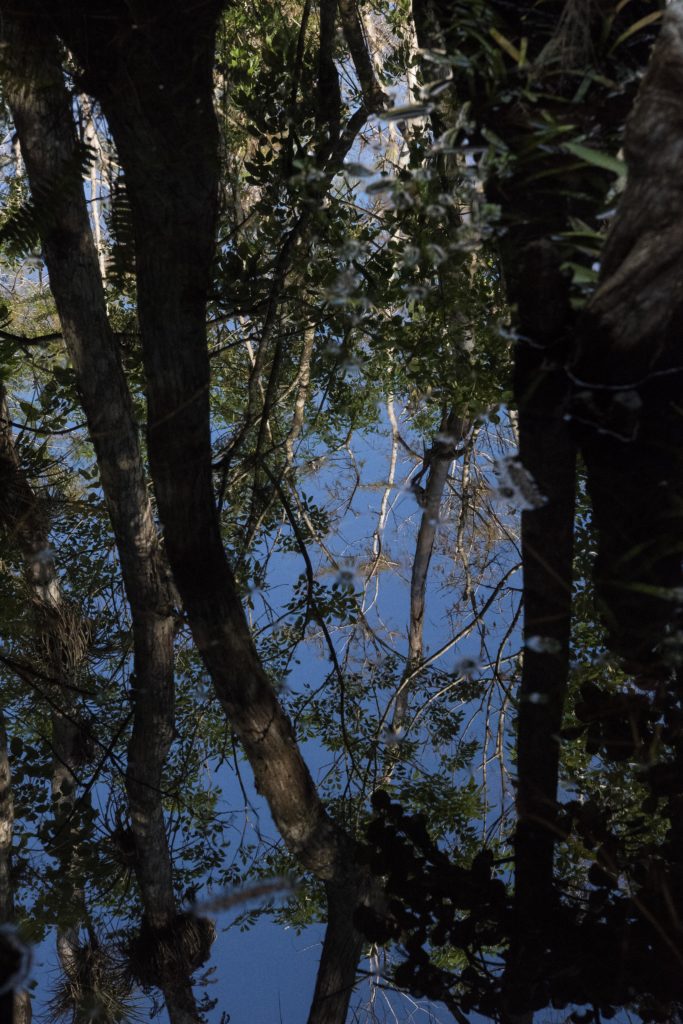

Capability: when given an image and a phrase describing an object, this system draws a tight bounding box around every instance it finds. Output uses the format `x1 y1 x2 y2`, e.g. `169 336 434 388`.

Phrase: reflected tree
0 1 680 1023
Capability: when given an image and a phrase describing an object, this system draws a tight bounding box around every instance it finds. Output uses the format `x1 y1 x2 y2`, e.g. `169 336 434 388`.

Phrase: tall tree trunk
574 0 683 926
337 0 387 112
0 20 203 1023
307 877 367 1024
4 6 371 1021
575 2 683 672
285 323 316 465
508 243 576 1011
62 0 348 879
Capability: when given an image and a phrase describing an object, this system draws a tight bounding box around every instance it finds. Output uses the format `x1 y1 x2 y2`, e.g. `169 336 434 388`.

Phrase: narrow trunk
508 242 576 1012
307 879 366 1024
318 0 342 140
0 20 202 1022
391 411 469 732
337 0 387 111
40 9 370 1020
285 324 316 465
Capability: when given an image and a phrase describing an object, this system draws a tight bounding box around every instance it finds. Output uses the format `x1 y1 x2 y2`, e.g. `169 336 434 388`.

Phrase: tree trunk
391 411 469 732
502 241 577 1013
337 0 387 111
575 3 683 671
50 0 356 884
574 0 683 929
4 6 369 1020
0 19 203 1022
306 878 368 1024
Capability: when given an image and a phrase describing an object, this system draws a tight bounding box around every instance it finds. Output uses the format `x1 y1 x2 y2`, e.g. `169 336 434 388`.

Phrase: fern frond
0 140 97 257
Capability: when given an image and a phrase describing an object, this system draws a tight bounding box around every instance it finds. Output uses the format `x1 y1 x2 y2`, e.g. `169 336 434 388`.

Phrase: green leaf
561 261 599 286
383 103 434 122
562 141 626 177
18 400 35 420
489 27 524 64
610 10 663 53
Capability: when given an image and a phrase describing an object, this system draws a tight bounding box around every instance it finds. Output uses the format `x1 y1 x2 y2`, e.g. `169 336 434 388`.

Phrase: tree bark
0 19 202 1023
574 2 683 670
307 877 367 1024
337 0 387 112
5 6 370 1020
47 0 358 882
286 324 316 465
391 411 469 732
574 1 683 924
510 244 576 942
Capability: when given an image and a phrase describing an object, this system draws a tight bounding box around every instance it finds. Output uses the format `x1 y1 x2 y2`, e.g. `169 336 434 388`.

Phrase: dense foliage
0 2 680 1023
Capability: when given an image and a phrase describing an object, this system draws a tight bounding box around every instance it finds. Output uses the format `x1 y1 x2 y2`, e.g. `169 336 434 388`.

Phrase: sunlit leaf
383 103 434 122
610 9 663 52
489 27 523 63
562 141 626 177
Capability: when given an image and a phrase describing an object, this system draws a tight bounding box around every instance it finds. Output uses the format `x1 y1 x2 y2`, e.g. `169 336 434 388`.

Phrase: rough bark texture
574 3 683 919
574 2 683 668
586 4 683 366
0 18 202 1023
306 877 368 1024
286 324 316 464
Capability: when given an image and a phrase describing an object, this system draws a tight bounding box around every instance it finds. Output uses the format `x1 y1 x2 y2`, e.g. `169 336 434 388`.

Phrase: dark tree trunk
573 2 683 930
508 244 576 1008
4 6 370 1021
0 18 203 1022
574 5 683 671
306 878 368 1024
49 0 356 881
337 0 387 111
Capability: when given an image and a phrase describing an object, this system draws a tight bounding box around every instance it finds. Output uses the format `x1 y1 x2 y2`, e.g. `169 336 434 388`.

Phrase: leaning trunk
0 19 203 1023
10 6 369 1021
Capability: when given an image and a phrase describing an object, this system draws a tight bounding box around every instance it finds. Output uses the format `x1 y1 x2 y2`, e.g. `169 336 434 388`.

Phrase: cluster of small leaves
354 789 508 1012
356 789 683 1022
426 0 663 308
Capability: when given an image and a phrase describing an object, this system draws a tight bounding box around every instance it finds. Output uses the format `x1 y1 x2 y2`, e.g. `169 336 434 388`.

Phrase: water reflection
0 0 681 1020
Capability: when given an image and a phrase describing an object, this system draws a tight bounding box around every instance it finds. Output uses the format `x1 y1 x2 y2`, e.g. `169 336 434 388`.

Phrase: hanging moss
124 913 215 988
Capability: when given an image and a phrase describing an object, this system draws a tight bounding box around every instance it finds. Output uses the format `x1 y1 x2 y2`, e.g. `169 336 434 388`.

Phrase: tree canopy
0 1 681 1023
